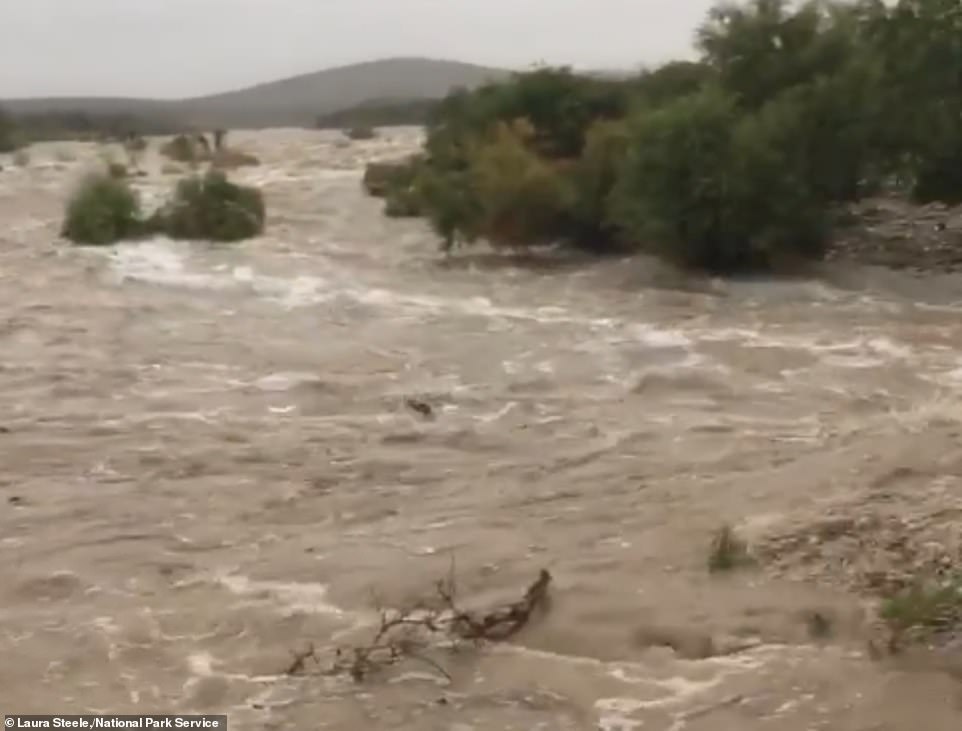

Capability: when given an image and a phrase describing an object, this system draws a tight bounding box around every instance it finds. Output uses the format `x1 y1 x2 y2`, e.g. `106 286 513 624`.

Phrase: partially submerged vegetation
61 173 143 245
880 577 962 648
157 171 266 242
162 132 260 169
362 0 962 273
345 125 377 141
62 169 265 245
363 157 425 217
708 524 754 573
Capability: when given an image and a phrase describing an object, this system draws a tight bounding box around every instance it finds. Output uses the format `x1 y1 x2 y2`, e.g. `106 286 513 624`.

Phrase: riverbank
828 196 962 275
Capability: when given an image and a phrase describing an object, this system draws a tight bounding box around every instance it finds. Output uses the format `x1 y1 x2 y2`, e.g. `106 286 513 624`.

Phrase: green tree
610 87 828 271
697 0 857 110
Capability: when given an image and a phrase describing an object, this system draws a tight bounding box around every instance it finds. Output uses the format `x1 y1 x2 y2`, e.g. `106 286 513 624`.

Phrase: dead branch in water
285 568 552 682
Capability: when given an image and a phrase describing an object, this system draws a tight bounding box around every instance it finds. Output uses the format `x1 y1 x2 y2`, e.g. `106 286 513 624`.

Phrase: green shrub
416 165 483 252
912 141 962 204
61 173 143 245
161 134 208 164
384 186 423 218
157 171 265 242
107 161 128 179
880 576 962 644
211 148 261 169
707 524 754 573
565 119 631 250
609 87 829 272
363 158 420 197
468 120 573 248
362 156 426 218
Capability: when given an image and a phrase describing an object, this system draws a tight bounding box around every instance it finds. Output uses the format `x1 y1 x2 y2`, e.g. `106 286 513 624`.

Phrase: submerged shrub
363 158 420 197
346 125 377 141
107 161 128 179
211 148 261 169
707 524 754 573
384 185 423 218
61 173 142 245
157 170 265 242
161 134 210 164
880 576 962 643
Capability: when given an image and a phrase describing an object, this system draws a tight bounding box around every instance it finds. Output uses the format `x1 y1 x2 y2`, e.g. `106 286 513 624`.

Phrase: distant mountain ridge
2 58 511 130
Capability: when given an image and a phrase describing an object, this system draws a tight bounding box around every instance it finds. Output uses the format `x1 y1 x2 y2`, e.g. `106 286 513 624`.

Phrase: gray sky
0 0 714 99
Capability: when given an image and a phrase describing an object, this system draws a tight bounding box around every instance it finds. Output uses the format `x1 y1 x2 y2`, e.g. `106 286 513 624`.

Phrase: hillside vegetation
2 58 507 130
363 0 962 273
315 98 440 130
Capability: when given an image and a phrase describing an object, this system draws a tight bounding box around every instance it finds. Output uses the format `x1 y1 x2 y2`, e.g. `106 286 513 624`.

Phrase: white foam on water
216 574 345 617
866 336 913 359
187 652 215 676
254 372 320 392
110 239 233 290
597 707 644 731
103 238 700 349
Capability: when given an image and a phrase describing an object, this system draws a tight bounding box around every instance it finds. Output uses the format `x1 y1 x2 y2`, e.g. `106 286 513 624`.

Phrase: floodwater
2 129 962 729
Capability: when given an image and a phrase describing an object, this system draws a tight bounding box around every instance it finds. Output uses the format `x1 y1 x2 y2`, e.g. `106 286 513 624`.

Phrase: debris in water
708 524 754 573
286 567 552 682
405 397 434 419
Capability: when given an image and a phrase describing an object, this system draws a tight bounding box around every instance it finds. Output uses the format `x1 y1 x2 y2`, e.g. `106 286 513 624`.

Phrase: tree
609 87 828 271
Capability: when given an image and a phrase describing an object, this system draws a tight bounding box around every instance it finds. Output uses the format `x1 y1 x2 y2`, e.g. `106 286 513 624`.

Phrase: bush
384 186 423 218
61 173 143 245
211 148 261 169
565 119 631 250
363 158 420 197
157 171 265 242
107 161 128 179
362 156 426 217
912 140 962 204
609 87 828 271
161 134 209 164
416 166 483 252
880 575 962 646
468 120 573 248
346 126 377 141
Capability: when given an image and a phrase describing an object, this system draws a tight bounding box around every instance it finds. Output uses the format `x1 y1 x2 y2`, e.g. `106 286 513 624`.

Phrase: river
2 129 961 729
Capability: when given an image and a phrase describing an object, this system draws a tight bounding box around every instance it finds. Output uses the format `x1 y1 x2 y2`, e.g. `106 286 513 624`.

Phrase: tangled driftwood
285 568 552 681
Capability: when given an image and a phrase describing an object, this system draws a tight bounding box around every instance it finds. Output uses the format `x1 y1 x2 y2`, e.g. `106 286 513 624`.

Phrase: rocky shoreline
828 196 962 274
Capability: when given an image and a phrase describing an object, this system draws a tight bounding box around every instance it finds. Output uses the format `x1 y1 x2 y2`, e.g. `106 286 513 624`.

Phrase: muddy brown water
2 129 962 730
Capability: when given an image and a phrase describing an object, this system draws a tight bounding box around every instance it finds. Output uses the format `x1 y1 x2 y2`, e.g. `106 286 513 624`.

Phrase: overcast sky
0 0 714 99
